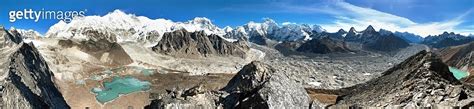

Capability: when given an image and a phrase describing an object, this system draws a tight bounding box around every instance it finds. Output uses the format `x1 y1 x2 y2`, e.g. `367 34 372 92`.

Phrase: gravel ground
252 43 427 89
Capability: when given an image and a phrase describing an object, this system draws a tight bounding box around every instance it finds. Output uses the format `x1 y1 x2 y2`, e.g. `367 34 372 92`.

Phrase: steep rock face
363 33 410 51
439 42 474 69
222 61 311 108
152 29 250 58
1 43 70 109
58 39 133 66
296 37 352 54
0 27 23 47
344 25 378 43
334 50 472 107
438 42 474 83
344 27 356 39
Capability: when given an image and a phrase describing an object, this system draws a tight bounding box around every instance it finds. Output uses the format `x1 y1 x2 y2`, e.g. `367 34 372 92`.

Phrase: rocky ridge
145 61 311 108
0 28 69 108
152 29 250 58
331 50 473 107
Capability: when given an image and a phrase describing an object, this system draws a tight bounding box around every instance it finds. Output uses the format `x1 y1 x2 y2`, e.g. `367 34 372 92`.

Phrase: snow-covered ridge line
45 9 231 46
9 27 43 39
45 9 328 45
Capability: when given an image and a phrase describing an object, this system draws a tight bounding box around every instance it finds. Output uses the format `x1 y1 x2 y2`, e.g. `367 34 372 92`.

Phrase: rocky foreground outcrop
145 61 311 109
221 61 311 108
0 43 70 108
152 29 250 58
327 50 474 108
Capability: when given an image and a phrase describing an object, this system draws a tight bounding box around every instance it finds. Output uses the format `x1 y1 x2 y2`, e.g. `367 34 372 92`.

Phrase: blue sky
1 0 473 36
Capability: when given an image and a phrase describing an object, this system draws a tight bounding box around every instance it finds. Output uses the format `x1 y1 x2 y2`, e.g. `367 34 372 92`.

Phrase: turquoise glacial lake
449 67 469 80
91 76 151 103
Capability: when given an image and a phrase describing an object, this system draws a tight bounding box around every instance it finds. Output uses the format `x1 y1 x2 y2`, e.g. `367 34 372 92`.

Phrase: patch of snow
308 81 322 87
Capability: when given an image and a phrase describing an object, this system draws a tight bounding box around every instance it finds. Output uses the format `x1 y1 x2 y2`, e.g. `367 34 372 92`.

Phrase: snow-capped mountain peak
364 25 376 32
9 27 43 39
311 25 326 33
45 9 230 46
231 18 325 41
190 17 212 25
223 26 233 33
348 27 356 33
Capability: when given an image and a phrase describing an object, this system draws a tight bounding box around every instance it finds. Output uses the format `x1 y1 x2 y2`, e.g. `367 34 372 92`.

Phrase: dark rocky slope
331 50 473 107
152 29 250 58
363 33 410 51
296 37 352 54
275 37 353 56
1 42 70 109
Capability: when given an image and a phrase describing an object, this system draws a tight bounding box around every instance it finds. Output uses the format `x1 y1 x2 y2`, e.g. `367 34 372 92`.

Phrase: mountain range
1 9 474 108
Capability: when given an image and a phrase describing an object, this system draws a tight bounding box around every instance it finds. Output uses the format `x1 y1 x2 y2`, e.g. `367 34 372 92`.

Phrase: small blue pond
91 76 151 103
449 67 469 80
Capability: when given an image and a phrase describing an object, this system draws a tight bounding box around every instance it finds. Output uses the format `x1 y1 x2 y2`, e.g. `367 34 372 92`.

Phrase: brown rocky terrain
152 29 250 58
58 39 133 66
308 50 474 108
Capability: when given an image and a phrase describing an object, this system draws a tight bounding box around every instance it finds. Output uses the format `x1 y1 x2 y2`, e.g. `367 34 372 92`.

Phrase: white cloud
278 0 472 37
281 22 297 25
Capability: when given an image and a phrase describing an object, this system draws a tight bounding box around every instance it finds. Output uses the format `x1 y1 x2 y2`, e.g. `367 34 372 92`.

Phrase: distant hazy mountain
228 18 325 45
341 25 410 51
393 31 423 43
422 32 474 48
40 9 473 51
